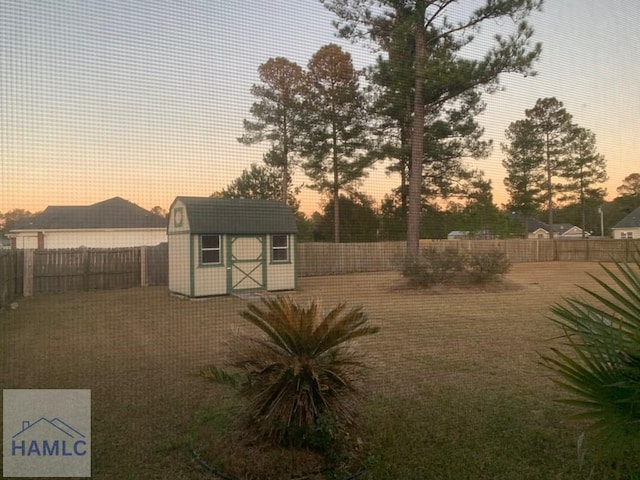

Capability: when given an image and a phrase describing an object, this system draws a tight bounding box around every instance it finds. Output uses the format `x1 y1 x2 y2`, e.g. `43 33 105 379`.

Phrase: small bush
402 248 510 286
202 296 379 451
468 251 511 283
401 248 468 286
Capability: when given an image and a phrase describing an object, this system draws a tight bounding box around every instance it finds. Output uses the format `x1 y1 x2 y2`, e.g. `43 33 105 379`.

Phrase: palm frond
227 295 378 446
541 253 640 450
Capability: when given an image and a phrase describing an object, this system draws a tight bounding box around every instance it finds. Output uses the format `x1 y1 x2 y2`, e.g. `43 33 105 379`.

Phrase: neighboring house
611 205 640 239
168 197 297 297
8 197 166 249
526 218 589 239
0 236 10 249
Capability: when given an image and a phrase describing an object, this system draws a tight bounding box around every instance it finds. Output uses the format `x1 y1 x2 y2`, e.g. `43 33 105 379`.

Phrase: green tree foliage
616 173 640 201
239 57 306 203
213 163 298 207
0 208 34 235
299 44 372 243
524 97 573 231
504 100 608 236
421 94 492 200
314 195 379 242
214 163 314 239
541 257 640 467
323 0 543 257
460 176 508 237
501 118 545 220
560 126 608 237
378 194 407 241
203 296 379 448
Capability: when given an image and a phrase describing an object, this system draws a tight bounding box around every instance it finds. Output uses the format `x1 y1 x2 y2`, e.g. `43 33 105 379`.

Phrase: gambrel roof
174 197 298 234
613 205 640 228
11 197 166 231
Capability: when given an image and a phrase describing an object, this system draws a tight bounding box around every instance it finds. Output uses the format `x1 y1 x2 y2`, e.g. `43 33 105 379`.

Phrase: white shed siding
266 234 296 291
168 233 191 295
168 200 190 234
192 235 227 296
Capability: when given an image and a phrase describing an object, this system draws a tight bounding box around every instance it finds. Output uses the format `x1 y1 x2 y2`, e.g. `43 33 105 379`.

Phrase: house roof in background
174 197 298 234
11 197 166 230
525 218 583 235
613 205 640 228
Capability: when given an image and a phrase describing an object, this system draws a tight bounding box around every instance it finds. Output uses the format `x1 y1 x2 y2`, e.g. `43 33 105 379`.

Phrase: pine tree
239 57 306 205
501 118 545 226
524 97 573 235
560 126 607 237
323 0 542 257
299 44 372 243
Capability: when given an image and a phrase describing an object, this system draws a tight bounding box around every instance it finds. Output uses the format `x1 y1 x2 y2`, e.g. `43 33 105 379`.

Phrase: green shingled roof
175 197 298 234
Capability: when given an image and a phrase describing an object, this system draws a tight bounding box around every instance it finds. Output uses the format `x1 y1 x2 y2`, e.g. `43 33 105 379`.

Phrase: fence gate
228 236 265 292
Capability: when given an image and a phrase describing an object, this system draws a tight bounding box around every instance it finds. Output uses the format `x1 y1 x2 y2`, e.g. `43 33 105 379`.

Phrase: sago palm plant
203 296 379 446
540 256 640 452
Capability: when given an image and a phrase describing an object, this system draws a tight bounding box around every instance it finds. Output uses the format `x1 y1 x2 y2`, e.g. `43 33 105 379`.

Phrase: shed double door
228 235 266 292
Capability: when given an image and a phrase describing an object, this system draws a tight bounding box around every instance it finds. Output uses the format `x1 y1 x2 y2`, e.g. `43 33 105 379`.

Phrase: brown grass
0 262 616 479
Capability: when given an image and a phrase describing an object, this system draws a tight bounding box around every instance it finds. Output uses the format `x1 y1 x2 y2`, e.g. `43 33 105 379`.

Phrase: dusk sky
2 1 639 215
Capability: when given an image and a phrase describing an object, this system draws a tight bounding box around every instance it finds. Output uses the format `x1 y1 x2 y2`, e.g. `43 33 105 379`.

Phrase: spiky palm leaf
541 254 640 449
233 296 378 444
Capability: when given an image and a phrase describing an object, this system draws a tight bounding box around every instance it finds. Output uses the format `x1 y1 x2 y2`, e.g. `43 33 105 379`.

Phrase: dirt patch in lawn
0 262 617 479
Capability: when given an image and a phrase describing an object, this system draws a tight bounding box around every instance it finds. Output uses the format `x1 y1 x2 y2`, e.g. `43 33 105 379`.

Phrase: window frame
200 234 222 265
271 234 289 263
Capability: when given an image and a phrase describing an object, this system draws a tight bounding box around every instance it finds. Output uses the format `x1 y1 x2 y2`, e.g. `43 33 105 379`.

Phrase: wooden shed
168 197 298 297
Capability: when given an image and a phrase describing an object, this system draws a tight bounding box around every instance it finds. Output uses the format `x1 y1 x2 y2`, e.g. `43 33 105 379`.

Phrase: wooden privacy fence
297 242 406 276
1 239 639 301
298 238 640 276
0 244 168 302
0 250 23 308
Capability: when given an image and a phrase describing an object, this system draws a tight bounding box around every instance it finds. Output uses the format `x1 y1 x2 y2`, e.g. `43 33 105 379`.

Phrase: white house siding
13 234 38 249
168 233 191 296
266 234 296 291
192 235 227 296
11 229 166 249
612 227 640 239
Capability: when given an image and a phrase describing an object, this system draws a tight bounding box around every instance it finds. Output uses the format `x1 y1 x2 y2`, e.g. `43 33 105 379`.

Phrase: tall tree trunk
282 118 289 204
545 133 554 238
407 4 426 258
333 126 340 243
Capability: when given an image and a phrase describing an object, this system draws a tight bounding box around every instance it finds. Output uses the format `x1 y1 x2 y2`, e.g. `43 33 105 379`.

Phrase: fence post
23 249 34 297
140 246 148 287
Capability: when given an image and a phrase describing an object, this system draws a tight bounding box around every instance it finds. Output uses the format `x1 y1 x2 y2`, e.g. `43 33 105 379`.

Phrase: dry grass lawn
0 262 628 478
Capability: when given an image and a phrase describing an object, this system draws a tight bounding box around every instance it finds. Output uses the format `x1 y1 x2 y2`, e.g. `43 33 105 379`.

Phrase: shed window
272 234 288 262
201 235 221 264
